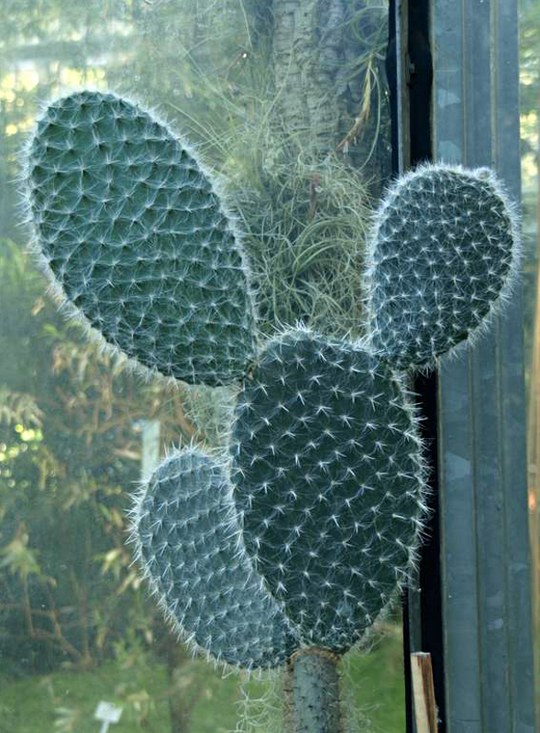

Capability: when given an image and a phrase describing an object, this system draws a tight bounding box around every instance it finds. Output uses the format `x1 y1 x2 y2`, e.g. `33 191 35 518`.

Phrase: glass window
1 3 410 732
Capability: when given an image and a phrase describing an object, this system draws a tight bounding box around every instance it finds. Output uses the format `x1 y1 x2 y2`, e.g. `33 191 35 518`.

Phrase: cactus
132 446 299 668
24 93 518 731
364 163 519 370
24 90 256 386
285 649 343 733
232 328 426 651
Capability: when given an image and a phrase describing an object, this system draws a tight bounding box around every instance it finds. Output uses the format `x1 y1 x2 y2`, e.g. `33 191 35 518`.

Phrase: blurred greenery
520 1 540 724
521 0 540 370
0 629 405 733
0 234 202 676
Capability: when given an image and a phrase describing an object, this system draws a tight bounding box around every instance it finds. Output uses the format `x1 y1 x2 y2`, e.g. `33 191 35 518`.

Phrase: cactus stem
285 647 344 733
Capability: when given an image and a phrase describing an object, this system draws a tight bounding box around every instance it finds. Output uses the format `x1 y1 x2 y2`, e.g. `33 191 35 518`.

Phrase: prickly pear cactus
132 447 299 668
365 163 519 370
24 91 256 386
232 329 426 651
24 92 518 729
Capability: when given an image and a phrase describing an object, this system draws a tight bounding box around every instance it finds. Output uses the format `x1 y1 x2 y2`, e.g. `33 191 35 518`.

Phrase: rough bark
271 0 389 178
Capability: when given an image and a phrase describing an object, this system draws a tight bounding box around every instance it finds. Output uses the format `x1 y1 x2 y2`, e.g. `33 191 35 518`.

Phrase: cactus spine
232 329 426 651
25 91 256 386
365 163 519 370
24 92 518 732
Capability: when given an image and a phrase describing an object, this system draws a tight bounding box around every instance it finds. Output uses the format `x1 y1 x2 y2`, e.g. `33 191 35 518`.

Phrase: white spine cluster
23 90 257 386
130 446 299 670
364 163 520 370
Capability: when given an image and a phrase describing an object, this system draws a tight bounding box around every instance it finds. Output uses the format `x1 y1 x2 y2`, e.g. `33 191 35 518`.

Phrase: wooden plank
432 0 537 731
410 653 438 733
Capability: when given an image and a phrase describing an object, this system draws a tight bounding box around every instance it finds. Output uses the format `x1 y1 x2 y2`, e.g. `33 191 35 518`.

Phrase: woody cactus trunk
270 0 389 178
23 89 519 732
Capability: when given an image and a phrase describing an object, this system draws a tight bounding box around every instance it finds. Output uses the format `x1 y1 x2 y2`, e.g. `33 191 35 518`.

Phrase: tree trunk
271 0 389 179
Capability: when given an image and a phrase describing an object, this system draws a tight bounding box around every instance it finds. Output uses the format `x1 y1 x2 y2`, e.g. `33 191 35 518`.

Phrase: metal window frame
391 1 538 731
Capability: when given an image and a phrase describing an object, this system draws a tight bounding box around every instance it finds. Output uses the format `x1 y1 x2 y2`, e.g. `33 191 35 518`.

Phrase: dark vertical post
387 2 444 731
431 1 537 731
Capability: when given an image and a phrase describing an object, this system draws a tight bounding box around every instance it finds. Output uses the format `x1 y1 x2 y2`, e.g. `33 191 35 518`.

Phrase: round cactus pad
232 330 426 652
366 164 517 369
27 91 256 385
132 448 298 669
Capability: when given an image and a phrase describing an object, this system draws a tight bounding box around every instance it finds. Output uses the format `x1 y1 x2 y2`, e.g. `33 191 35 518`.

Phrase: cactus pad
132 447 299 668
365 164 518 370
26 91 256 385
231 329 427 652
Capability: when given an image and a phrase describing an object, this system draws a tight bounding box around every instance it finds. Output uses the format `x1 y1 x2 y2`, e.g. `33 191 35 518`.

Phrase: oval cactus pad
231 329 427 652
26 91 256 385
365 164 518 370
132 448 298 669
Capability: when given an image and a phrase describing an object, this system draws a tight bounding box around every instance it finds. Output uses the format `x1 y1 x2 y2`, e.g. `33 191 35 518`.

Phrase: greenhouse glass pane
0 3 404 732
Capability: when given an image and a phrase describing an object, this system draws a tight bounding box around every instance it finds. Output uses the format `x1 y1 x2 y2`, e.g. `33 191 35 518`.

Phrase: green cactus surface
286 650 343 733
25 91 256 385
231 329 427 652
132 447 299 669
365 164 518 370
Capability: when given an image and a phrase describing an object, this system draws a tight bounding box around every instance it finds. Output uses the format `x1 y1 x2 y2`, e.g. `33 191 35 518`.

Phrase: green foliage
366 164 519 370
0 628 407 733
230 152 371 338
26 91 257 386
0 237 196 674
132 447 299 669
232 329 426 652
0 656 203 733
520 1 540 115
